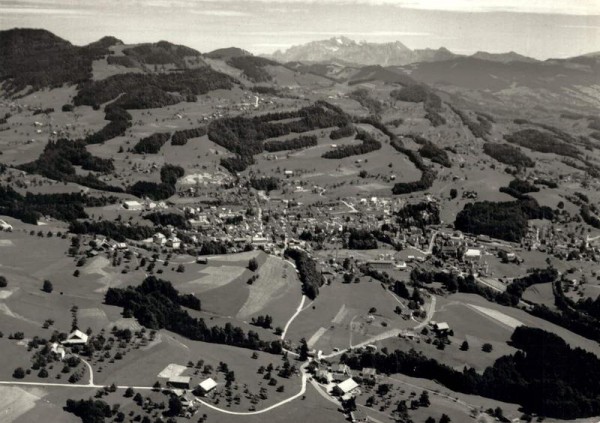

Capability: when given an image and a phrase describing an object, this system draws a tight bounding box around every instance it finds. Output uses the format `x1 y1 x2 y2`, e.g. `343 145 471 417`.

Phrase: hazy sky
1 0 599 58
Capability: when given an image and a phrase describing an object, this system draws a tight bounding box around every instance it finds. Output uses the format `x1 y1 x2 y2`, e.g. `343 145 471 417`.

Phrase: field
286 277 416 354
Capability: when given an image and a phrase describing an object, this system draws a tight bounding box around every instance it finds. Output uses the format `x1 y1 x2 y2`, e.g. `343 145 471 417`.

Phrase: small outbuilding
168 375 191 390
123 200 143 211
197 378 217 395
432 321 450 335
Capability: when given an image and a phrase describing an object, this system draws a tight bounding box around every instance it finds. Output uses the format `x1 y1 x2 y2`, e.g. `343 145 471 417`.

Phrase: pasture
286 277 413 353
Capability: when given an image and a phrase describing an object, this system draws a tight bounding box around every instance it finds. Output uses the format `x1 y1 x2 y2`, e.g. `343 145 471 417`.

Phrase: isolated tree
419 390 430 407
482 343 493 353
0 276 7 288
439 414 451 423
248 258 259 272
42 280 53 293
460 340 469 351
13 367 25 379
299 338 309 361
124 387 135 398
425 417 436 423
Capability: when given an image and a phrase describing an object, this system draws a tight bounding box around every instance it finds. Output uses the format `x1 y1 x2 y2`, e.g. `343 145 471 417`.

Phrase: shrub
42 280 53 293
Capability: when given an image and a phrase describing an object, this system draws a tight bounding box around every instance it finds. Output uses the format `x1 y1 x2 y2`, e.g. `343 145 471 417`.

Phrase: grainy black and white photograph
0 1 599 422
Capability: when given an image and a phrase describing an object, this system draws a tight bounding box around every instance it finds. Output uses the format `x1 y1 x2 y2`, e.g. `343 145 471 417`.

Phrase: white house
432 322 450 334
198 378 217 395
50 342 66 359
464 248 482 261
334 378 359 395
123 200 143 211
167 236 181 249
62 329 89 345
153 233 167 245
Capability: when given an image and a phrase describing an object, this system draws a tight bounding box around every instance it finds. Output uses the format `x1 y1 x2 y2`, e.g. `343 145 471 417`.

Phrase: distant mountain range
1 28 599 110
271 36 458 66
269 36 543 66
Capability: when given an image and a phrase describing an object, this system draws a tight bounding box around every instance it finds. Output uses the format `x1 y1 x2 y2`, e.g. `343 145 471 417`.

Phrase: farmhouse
167 236 181 249
360 367 377 379
168 375 191 390
123 200 143 210
463 248 482 262
153 232 167 245
62 329 89 345
50 342 66 360
332 377 359 396
197 378 217 395
332 363 352 381
431 321 451 335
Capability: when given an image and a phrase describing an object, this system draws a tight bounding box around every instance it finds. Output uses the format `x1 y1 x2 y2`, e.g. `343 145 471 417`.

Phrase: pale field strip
0 289 15 300
237 256 293 319
468 304 524 329
0 303 38 325
185 266 246 293
0 386 41 422
307 327 328 348
331 304 348 324
204 250 260 262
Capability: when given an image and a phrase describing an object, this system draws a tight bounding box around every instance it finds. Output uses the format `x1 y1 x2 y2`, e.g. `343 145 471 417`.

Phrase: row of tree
322 130 381 159
284 248 324 299
263 135 317 152
483 142 535 168
171 126 206 146
132 132 171 154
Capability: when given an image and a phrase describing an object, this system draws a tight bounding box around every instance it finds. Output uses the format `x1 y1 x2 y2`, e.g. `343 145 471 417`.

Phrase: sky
1 0 599 59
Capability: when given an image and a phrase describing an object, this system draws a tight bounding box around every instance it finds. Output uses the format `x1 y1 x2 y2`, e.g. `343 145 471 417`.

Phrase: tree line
74 68 236 110
284 248 324 299
342 326 600 419
322 129 381 159
105 277 282 354
171 126 206 146
209 102 350 173
263 135 317 152
483 142 535 168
